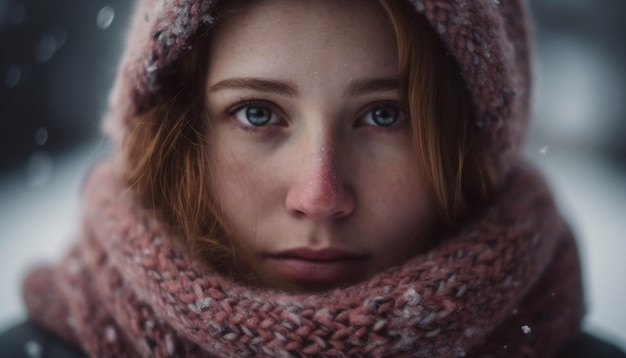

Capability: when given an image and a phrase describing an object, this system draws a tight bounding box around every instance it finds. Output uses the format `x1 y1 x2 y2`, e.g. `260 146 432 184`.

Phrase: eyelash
357 101 407 131
227 98 285 131
226 99 407 132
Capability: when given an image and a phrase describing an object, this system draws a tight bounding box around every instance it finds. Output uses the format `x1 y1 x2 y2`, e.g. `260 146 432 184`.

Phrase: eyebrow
208 77 399 98
209 78 297 97
343 78 399 98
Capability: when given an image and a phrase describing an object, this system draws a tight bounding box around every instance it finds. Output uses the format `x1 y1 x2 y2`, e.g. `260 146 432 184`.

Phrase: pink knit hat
104 0 532 178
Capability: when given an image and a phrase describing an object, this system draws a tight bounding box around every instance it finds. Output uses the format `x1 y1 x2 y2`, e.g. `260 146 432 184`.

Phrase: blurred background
1 0 625 350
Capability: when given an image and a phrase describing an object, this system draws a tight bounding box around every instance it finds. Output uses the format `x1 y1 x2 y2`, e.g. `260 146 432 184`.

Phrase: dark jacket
1 320 624 358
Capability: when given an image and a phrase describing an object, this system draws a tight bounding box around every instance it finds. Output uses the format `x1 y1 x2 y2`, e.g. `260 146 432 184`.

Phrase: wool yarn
23 159 583 357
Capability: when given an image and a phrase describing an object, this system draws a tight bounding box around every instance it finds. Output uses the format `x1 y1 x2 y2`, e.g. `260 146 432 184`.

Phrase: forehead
206 0 399 83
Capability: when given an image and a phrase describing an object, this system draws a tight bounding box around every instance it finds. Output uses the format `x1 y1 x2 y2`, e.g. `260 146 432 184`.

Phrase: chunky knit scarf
23 158 584 357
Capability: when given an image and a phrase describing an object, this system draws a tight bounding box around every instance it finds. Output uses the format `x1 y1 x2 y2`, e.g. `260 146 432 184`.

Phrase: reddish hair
123 0 496 264
379 0 496 226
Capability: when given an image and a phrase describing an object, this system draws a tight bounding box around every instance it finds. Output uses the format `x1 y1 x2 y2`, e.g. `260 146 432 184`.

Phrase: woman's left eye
233 104 281 127
361 105 403 127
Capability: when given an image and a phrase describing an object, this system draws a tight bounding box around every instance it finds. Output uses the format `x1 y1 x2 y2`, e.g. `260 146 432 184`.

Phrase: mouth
265 247 369 287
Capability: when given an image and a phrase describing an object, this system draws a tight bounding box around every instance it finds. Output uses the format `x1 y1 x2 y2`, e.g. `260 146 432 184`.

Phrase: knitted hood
104 0 532 179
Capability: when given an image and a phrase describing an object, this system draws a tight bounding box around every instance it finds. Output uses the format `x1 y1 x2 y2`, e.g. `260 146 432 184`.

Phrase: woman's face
205 0 434 291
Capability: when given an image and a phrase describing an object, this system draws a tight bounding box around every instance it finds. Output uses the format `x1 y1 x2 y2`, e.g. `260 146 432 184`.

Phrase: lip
272 247 367 261
266 247 369 285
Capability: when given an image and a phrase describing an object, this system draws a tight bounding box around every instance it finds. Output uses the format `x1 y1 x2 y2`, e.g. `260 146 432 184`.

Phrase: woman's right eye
233 105 280 127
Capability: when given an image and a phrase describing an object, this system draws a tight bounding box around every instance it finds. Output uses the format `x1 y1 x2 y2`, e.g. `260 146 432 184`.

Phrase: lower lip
267 257 366 284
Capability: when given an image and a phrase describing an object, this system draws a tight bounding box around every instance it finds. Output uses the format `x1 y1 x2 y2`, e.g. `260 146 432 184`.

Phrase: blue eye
363 105 401 127
234 105 279 127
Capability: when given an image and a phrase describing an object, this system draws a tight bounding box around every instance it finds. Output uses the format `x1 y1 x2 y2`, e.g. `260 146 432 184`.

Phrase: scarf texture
23 159 584 357
23 0 585 356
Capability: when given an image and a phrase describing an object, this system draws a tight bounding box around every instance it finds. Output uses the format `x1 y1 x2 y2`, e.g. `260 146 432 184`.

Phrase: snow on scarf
23 158 584 357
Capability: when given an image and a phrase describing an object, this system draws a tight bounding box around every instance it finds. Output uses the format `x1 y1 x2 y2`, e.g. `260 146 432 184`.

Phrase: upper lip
269 247 368 261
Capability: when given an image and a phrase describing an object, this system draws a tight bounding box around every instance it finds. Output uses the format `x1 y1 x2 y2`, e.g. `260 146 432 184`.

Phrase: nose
285 144 354 221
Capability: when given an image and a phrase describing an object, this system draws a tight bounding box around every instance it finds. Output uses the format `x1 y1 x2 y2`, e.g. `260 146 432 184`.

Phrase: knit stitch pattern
23 160 584 357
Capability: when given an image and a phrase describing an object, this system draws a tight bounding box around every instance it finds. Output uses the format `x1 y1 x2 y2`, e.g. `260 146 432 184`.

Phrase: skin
205 0 435 292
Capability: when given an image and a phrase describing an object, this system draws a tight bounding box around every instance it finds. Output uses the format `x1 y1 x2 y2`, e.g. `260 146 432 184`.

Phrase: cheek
379 169 432 227
211 148 254 215
357 153 435 255
209 140 283 232
208 145 263 262
357 134 432 216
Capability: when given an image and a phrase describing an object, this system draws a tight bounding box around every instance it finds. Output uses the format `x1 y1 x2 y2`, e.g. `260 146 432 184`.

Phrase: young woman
1 0 624 356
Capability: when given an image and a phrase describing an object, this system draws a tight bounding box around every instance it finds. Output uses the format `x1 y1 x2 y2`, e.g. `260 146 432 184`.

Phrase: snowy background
1 0 625 351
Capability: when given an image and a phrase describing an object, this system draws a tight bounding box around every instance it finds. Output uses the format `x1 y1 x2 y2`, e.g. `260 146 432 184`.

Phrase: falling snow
35 34 57 63
5 66 21 87
34 27 67 63
24 340 42 358
35 127 48 146
7 5 27 25
97 6 115 30
26 151 54 187
521 325 531 334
